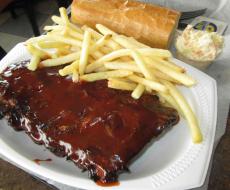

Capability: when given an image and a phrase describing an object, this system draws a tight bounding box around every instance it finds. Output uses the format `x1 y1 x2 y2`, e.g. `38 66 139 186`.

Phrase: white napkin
0 0 229 189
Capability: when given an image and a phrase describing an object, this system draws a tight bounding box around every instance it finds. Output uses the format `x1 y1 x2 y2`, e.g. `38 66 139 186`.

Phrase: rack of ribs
0 61 179 184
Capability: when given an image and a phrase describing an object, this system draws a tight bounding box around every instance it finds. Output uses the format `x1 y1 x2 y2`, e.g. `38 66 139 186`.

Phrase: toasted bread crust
71 0 181 49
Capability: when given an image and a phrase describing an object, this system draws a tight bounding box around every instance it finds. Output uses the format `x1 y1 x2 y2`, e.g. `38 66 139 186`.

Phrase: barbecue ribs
0 61 179 184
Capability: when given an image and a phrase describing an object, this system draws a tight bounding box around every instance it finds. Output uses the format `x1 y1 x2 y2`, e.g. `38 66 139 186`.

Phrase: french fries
26 44 50 59
108 78 137 91
44 25 63 31
130 49 155 80
59 60 79 76
51 15 83 34
128 74 167 93
158 91 184 117
27 55 40 71
65 27 84 40
38 41 69 49
131 84 145 99
104 61 139 72
144 57 196 86
46 33 82 47
41 52 80 67
80 70 133 82
162 80 202 143
59 7 69 24
96 24 116 35
79 31 91 75
25 7 202 143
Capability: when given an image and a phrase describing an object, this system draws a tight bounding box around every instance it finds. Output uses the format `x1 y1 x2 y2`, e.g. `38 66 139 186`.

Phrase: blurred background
0 0 71 55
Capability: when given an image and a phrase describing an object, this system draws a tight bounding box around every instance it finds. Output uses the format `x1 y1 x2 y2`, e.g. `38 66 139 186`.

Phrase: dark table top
0 108 229 190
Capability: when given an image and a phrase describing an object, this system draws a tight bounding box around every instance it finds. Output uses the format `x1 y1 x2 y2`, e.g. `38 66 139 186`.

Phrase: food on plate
0 5 203 185
26 8 202 143
71 0 181 49
25 7 201 142
0 61 179 183
176 25 224 70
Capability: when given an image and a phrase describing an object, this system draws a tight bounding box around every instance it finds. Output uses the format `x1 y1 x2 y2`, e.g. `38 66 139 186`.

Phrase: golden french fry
25 35 47 44
90 35 112 59
59 60 79 76
130 49 155 80
85 62 104 73
96 24 117 35
88 56 95 64
86 34 112 60
26 44 50 59
79 31 91 75
163 80 202 143
82 25 121 50
46 33 82 47
70 46 81 52
72 69 79 82
109 60 179 83
59 66 72 76
96 24 139 49
131 84 145 99
94 66 108 72
90 51 104 60
80 70 133 82
144 57 196 86
108 78 137 91
44 25 63 31
27 55 40 71
82 25 102 39
96 24 149 49
86 49 131 72
119 56 133 62
110 77 134 83
65 26 84 40
51 15 64 25
42 35 110 68
92 34 112 50
104 61 139 72
72 34 109 61
41 52 80 67
128 74 167 93
112 34 149 49
145 86 152 93
55 48 71 56
153 57 185 73
105 41 121 51
158 91 184 117
51 15 83 34
100 48 171 64
128 37 149 48
86 48 171 73
138 48 172 58
108 60 179 83
151 68 180 84
59 7 69 24
37 41 70 49
100 46 113 54
96 49 130 62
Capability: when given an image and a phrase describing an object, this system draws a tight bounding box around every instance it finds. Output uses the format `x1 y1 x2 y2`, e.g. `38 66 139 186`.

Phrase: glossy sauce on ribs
0 61 179 184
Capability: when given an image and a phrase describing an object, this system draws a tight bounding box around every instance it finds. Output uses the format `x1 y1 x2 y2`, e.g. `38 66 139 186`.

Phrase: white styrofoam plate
0 43 217 190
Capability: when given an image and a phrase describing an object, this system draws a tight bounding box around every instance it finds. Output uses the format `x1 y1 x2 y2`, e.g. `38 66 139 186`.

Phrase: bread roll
71 0 181 49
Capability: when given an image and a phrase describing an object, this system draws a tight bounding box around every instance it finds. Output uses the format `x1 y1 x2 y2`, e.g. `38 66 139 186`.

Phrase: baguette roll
71 0 181 49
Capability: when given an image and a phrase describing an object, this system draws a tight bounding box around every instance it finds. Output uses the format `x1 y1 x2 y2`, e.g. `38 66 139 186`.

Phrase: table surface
0 108 229 190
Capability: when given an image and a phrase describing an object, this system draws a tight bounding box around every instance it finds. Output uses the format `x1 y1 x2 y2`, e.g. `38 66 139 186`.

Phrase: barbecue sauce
34 158 52 165
0 61 179 184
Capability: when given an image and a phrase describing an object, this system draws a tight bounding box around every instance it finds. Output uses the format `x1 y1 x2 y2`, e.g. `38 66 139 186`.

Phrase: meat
0 61 179 184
